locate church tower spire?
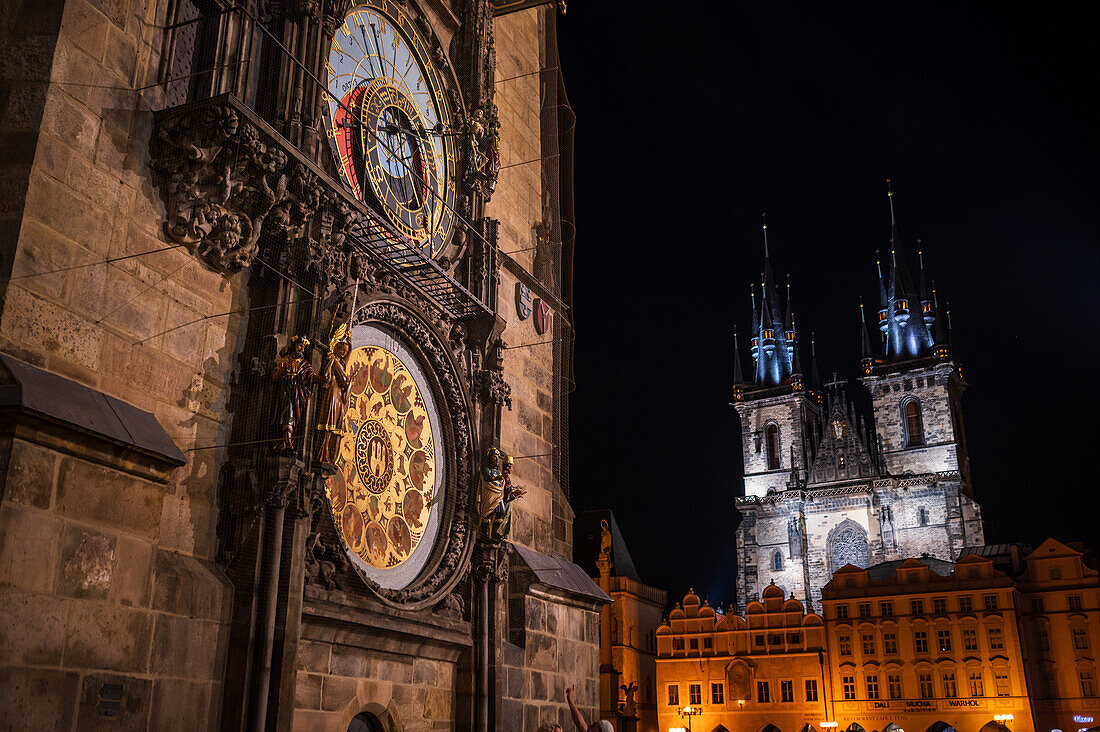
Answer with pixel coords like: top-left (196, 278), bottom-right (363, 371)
top-left (748, 214), bottom-right (795, 387)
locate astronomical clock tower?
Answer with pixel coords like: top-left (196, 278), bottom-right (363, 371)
top-left (0, 0), bottom-right (602, 729)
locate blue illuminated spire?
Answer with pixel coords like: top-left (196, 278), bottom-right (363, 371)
top-left (748, 214), bottom-right (795, 387)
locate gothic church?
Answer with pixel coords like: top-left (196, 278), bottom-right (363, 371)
top-left (732, 190), bottom-right (985, 611)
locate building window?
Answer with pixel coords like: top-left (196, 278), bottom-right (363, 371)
top-left (904, 399), bottom-right (924, 446)
top-left (942, 671), bottom-right (958, 698)
top-left (1051, 567), bottom-right (1063, 580)
top-left (757, 681), bottom-right (770, 703)
top-left (765, 423), bottom-right (780, 470)
top-left (1031, 598), bottom-right (1045, 613)
top-left (919, 507), bottom-right (928, 526)
top-left (780, 679), bottom-right (793, 702)
top-left (933, 598), bottom-right (947, 614)
top-left (668, 685), bottom-right (679, 705)
top-left (919, 673), bottom-right (934, 699)
top-left (788, 632), bottom-right (801, 645)
top-left (673, 638), bottom-right (684, 651)
top-left (911, 598), bottom-right (924, 615)
top-left (862, 633), bottom-right (876, 655)
top-left (839, 635), bottom-right (852, 656)
top-left (842, 676), bottom-right (856, 700)
top-left (884, 632), bottom-right (898, 655)
top-left (859, 603), bottom-right (872, 618)
top-left (988, 627), bottom-right (1004, 650)
top-left (1069, 594), bottom-right (1083, 611)
top-left (887, 674), bottom-right (902, 699)
top-left (689, 638), bottom-right (698, 650)
top-left (1081, 670), bottom-right (1097, 697)
top-left (773, 551), bottom-right (783, 571)
top-left (836, 604), bottom-right (849, 620)
top-left (703, 637), bottom-right (713, 650)
top-left (959, 596), bottom-right (973, 612)
top-left (866, 674), bottom-right (880, 700)
top-left (881, 601), bottom-right (893, 617)
top-left (962, 628), bottom-right (978, 651)
top-left (805, 679), bottom-right (818, 702)
top-left (983, 593), bottom-right (999, 610)
top-left (994, 672), bottom-right (1010, 697)
top-left (938, 629), bottom-right (953, 652)
top-left (711, 682), bottom-right (724, 704)
top-left (754, 634), bottom-right (765, 646)
top-left (769, 634), bottom-right (783, 645)
top-left (689, 684), bottom-right (701, 705)
top-left (1073, 628), bottom-right (1090, 650)
top-left (968, 671), bottom-right (985, 697)
top-left (1037, 627), bottom-right (1050, 653)
top-left (914, 630), bottom-right (929, 654)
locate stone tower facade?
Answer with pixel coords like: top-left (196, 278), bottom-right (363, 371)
top-left (733, 195), bottom-right (985, 612)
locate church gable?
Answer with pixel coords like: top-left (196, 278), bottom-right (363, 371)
top-left (808, 393), bottom-right (880, 486)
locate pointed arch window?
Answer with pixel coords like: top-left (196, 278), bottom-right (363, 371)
top-left (903, 399), bottom-right (924, 446)
top-left (773, 551), bottom-right (784, 571)
top-left (765, 423), bottom-right (780, 469)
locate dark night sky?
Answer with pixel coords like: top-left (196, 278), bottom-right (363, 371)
top-left (559, 2), bottom-right (1100, 610)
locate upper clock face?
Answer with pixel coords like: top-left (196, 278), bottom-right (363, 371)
top-left (322, 0), bottom-right (456, 259)
top-left (324, 324), bottom-right (445, 590)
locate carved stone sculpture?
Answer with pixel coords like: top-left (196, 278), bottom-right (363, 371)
top-left (314, 323), bottom-right (356, 469)
top-left (477, 447), bottom-right (525, 539)
top-left (271, 335), bottom-right (316, 453)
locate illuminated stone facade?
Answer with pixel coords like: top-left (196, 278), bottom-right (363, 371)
top-left (733, 211), bottom-right (984, 612)
top-left (0, 0), bottom-right (600, 729)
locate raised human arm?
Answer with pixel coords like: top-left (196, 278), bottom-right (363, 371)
top-left (565, 685), bottom-right (587, 731)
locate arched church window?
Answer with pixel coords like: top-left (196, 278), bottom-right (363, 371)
top-left (348, 713), bottom-right (383, 732)
top-left (773, 551), bottom-right (784, 571)
top-left (765, 423), bottom-right (780, 469)
top-left (903, 399), bottom-right (924, 446)
top-left (919, 507), bottom-right (928, 526)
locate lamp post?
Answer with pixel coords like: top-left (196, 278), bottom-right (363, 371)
top-left (678, 705), bottom-right (702, 732)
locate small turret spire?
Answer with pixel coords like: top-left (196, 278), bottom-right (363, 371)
top-left (875, 249), bottom-right (888, 308)
top-left (932, 281), bottom-right (948, 344)
top-left (732, 326), bottom-right (744, 386)
top-left (810, 332), bottom-right (822, 388)
top-left (918, 242), bottom-right (931, 301)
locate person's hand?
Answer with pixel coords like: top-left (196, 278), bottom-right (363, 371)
top-left (565, 685), bottom-right (574, 700)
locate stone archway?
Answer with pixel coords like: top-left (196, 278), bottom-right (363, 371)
top-left (925, 722), bottom-right (957, 732)
top-left (760, 725), bottom-right (783, 732)
top-left (979, 723), bottom-right (1010, 732)
top-left (827, 518), bottom-right (871, 575)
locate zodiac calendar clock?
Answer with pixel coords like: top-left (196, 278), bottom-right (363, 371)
top-left (321, 0), bottom-right (458, 259)
top-left (324, 324), bottom-right (445, 590)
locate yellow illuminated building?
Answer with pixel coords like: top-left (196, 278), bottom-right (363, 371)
top-left (656, 585), bottom-right (832, 732)
top-left (821, 555), bottom-right (1034, 732)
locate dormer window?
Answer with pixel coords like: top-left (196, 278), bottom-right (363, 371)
top-left (765, 423), bottom-right (780, 469)
top-left (895, 299), bottom-right (909, 312)
top-left (878, 310), bottom-right (888, 322)
top-left (923, 301), bottom-right (934, 313)
top-left (762, 329), bottom-right (774, 340)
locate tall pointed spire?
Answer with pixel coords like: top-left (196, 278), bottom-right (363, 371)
top-left (810, 332), bottom-right (822, 389)
top-left (918, 243), bottom-right (931, 301)
top-left (932, 280), bottom-right (947, 345)
top-left (875, 249), bottom-right (888, 308)
top-left (748, 215), bottom-right (795, 387)
top-left (732, 326), bottom-right (744, 386)
top-left (791, 312), bottom-right (803, 375)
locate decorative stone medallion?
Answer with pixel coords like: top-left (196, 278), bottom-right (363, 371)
top-left (324, 323), bottom-right (445, 589)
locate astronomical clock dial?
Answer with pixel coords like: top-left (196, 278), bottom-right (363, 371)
top-left (324, 325), bottom-right (445, 590)
top-left (321, 0), bottom-right (457, 259)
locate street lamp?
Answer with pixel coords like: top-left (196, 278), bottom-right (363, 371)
top-left (678, 705), bottom-right (702, 732)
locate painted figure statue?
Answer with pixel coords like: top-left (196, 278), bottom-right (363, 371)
top-left (477, 447), bottom-right (526, 539)
top-left (314, 324), bottom-right (357, 469)
top-left (271, 335), bottom-right (315, 453)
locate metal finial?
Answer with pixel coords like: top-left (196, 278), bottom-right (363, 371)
top-left (887, 179), bottom-right (897, 227)
top-left (762, 213), bottom-right (770, 258)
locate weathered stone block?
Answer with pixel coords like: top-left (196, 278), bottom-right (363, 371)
top-left (76, 672), bottom-right (152, 730)
top-left (150, 548), bottom-right (228, 620)
top-left (0, 502), bottom-right (62, 592)
top-left (2, 439), bottom-right (56, 509)
top-left (320, 674), bottom-right (357, 712)
top-left (3, 285), bottom-right (103, 370)
top-left (64, 600), bottom-right (152, 672)
top-left (0, 587), bottom-right (67, 664)
top-left (295, 672), bottom-right (322, 710)
top-left (0, 666), bottom-right (80, 730)
top-left (56, 457), bottom-right (165, 537)
top-left (149, 679), bottom-right (215, 732)
top-left (149, 614), bottom-right (221, 678)
top-left (57, 523), bottom-right (116, 599)
top-left (112, 534), bottom-right (152, 607)
top-left (297, 639), bottom-right (331, 673)
top-left (418, 686), bottom-right (451, 720)
top-left (525, 631), bottom-right (557, 672)
top-left (328, 644), bottom-right (370, 678)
